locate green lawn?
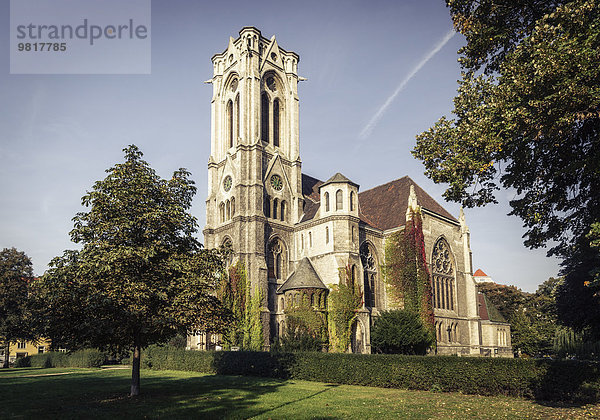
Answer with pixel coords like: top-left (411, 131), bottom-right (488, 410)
top-left (1, 367), bottom-right (599, 419)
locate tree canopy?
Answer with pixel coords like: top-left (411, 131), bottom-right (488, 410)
top-left (36, 145), bottom-right (229, 395)
top-left (0, 248), bottom-right (34, 367)
top-left (414, 0), bottom-right (600, 334)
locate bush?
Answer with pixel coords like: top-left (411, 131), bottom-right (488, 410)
top-left (142, 346), bottom-right (600, 403)
top-left (14, 356), bottom-right (31, 367)
top-left (29, 350), bottom-right (107, 368)
top-left (371, 310), bottom-right (435, 355)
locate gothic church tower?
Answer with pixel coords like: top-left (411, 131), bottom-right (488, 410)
top-left (203, 27), bottom-right (302, 345)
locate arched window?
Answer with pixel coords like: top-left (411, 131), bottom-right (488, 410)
top-left (273, 198), bottom-right (278, 220)
top-left (267, 238), bottom-right (285, 281)
top-left (219, 202), bottom-right (225, 223)
top-left (336, 189), bottom-right (343, 210)
top-left (350, 191), bottom-right (355, 211)
top-left (261, 93), bottom-right (269, 143)
top-left (301, 234), bottom-right (304, 250)
top-left (280, 297), bottom-right (284, 311)
top-left (264, 195), bottom-right (271, 218)
top-left (280, 200), bottom-right (286, 222)
top-left (273, 99), bottom-right (280, 147)
top-left (325, 226), bottom-right (329, 244)
top-left (235, 94), bottom-right (240, 144)
top-left (351, 265), bottom-right (357, 288)
top-left (226, 100), bottom-right (233, 149)
top-left (325, 192), bottom-right (330, 212)
top-left (309, 232), bottom-right (312, 247)
top-left (432, 238), bottom-right (455, 311)
top-left (352, 226), bottom-right (356, 242)
top-left (231, 197), bottom-right (235, 217)
top-left (226, 200), bottom-right (231, 221)
top-left (360, 242), bottom-right (377, 307)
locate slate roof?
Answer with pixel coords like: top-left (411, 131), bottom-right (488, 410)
top-left (299, 174), bottom-right (456, 229)
top-left (358, 176), bottom-right (457, 230)
top-left (477, 293), bottom-right (507, 323)
top-left (320, 172), bottom-right (359, 188)
top-left (277, 257), bottom-right (328, 293)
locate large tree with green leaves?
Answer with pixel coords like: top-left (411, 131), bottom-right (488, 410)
top-left (35, 145), bottom-right (229, 395)
top-left (0, 248), bottom-right (34, 368)
top-left (414, 0), bottom-right (600, 335)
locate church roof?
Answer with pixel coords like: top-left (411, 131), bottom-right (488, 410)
top-left (299, 174), bottom-right (456, 228)
top-left (477, 293), bottom-right (507, 323)
top-left (358, 176), bottom-right (457, 230)
top-left (320, 172), bottom-right (359, 188)
top-left (277, 257), bottom-right (328, 293)
top-left (474, 269), bottom-right (489, 277)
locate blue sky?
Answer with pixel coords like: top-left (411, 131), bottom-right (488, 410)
top-left (0, 0), bottom-right (560, 292)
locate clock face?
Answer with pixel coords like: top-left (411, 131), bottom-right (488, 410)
top-left (270, 174), bottom-right (283, 191)
top-left (223, 176), bottom-right (232, 192)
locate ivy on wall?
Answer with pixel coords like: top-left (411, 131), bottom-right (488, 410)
top-left (383, 209), bottom-right (435, 343)
top-left (280, 292), bottom-right (328, 352)
top-left (328, 265), bottom-right (363, 353)
top-left (218, 261), bottom-right (263, 350)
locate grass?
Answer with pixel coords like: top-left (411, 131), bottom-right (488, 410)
top-left (1, 367), bottom-right (599, 419)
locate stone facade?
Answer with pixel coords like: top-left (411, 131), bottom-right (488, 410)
top-left (198, 27), bottom-right (511, 357)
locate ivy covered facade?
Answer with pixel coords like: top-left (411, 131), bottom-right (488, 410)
top-left (197, 27), bottom-right (511, 357)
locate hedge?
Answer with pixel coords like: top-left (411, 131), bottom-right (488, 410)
top-left (143, 346), bottom-right (600, 403)
top-left (20, 350), bottom-right (107, 368)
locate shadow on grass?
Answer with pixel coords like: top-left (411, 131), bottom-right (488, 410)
top-left (0, 369), bottom-right (340, 419)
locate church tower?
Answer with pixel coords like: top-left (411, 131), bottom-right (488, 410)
top-left (203, 27), bottom-right (302, 346)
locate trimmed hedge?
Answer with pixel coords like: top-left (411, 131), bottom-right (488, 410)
top-left (143, 346), bottom-right (600, 403)
top-left (23, 350), bottom-right (107, 368)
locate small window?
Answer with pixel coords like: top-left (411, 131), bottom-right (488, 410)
top-left (301, 234), bottom-right (304, 250)
top-left (273, 99), bottom-right (280, 147)
top-left (227, 100), bottom-right (234, 148)
top-left (273, 198), bottom-right (278, 219)
top-left (280, 200), bottom-right (286, 222)
top-left (265, 195), bottom-right (271, 218)
top-left (336, 189), bottom-right (343, 210)
top-left (261, 93), bottom-right (269, 143)
top-left (309, 232), bottom-right (312, 247)
top-left (17, 342), bottom-right (26, 349)
top-left (226, 200), bottom-right (231, 220)
top-left (231, 197), bottom-right (235, 217)
top-left (325, 226), bottom-right (329, 244)
top-left (37, 346), bottom-right (45, 354)
top-left (325, 192), bottom-right (330, 212)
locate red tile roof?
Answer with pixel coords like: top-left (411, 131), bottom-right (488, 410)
top-left (358, 176), bottom-right (457, 230)
top-left (473, 269), bottom-right (488, 277)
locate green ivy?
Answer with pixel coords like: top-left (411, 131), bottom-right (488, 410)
top-left (218, 261), bottom-right (263, 350)
top-left (383, 209), bottom-right (435, 346)
top-left (328, 265), bottom-right (362, 353)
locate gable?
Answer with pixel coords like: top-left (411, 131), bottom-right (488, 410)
top-left (358, 176), bottom-right (457, 231)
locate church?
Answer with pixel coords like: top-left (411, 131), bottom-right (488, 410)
top-left (198, 27), bottom-right (511, 357)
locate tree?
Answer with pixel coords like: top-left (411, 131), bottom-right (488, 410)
top-left (0, 248), bottom-right (34, 367)
top-left (35, 145), bottom-right (229, 395)
top-left (413, 0), bottom-right (600, 335)
top-left (370, 310), bottom-right (435, 355)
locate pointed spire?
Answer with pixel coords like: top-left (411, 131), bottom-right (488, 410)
top-left (406, 185), bottom-right (420, 221)
top-left (459, 207), bottom-right (470, 234)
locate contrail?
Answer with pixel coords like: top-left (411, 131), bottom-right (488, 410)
top-left (359, 29), bottom-right (456, 139)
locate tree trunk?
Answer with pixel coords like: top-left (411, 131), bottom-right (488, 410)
top-left (130, 341), bottom-right (141, 397)
top-left (3, 342), bottom-right (9, 368)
